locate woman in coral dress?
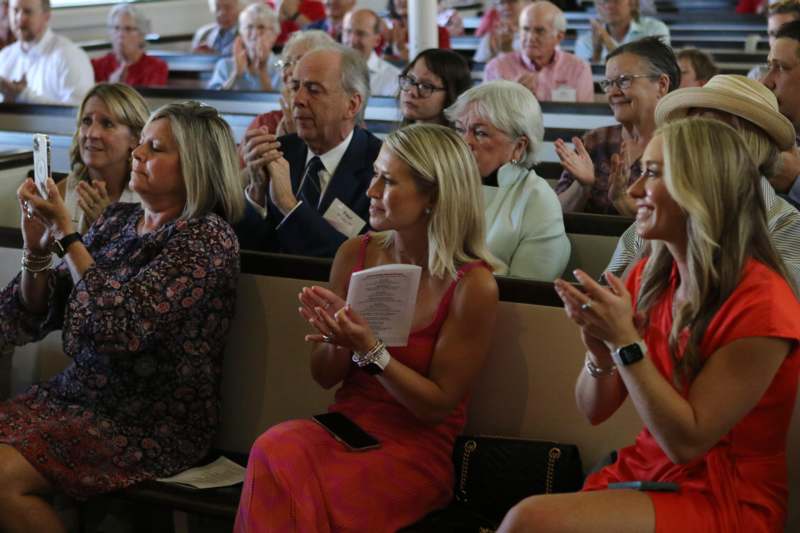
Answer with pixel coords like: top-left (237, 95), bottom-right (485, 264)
top-left (234, 124), bottom-right (500, 532)
top-left (499, 117), bottom-right (800, 532)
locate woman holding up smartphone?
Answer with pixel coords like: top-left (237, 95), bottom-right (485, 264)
top-left (498, 118), bottom-right (800, 532)
top-left (234, 124), bottom-right (500, 532)
top-left (61, 82), bottom-right (149, 233)
top-left (0, 102), bottom-right (243, 532)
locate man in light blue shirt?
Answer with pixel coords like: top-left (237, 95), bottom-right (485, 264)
top-left (574, 0), bottom-right (669, 63)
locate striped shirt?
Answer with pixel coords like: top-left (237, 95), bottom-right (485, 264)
top-left (605, 177), bottom-right (800, 287)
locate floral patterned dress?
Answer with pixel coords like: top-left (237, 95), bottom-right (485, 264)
top-left (0, 203), bottom-right (240, 499)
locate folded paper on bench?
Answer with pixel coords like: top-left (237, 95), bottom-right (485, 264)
top-left (156, 456), bottom-right (245, 489)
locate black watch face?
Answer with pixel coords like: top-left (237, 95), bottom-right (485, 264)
top-left (618, 343), bottom-right (644, 366)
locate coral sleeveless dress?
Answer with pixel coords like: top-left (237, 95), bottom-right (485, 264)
top-left (235, 235), bottom-right (488, 532)
top-left (584, 259), bottom-right (800, 532)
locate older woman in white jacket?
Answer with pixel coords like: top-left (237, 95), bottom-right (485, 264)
top-left (446, 80), bottom-right (570, 280)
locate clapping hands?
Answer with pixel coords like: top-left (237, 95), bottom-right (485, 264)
top-left (555, 137), bottom-right (595, 187)
top-left (298, 286), bottom-right (377, 354)
top-left (76, 180), bottom-right (112, 225)
top-left (554, 270), bottom-right (640, 356)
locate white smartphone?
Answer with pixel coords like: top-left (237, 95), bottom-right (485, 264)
top-left (32, 133), bottom-right (51, 199)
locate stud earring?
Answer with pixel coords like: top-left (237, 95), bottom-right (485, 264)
top-left (510, 158), bottom-right (519, 165)
top-left (424, 207), bottom-right (432, 215)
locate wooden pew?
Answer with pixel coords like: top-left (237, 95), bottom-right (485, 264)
top-left (0, 241), bottom-right (798, 532)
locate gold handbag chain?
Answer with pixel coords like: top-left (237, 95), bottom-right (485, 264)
top-left (458, 438), bottom-right (563, 499)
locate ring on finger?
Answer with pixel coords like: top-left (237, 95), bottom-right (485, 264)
top-left (581, 300), bottom-right (594, 312)
top-left (322, 335), bottom-right (334, 343)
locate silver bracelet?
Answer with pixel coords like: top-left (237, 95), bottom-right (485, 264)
top-left (352, 339), bottom-right (386, 367)
top-left (20, 250), bottom-right (53, 273)
top-left (584, 355), bottom-right (617, 378)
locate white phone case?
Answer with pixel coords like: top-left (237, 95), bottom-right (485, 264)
top-left (32, 133), bottom-right (51, 199)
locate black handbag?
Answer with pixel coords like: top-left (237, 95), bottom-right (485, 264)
top-left (452, 435), bottom-right (585, 526)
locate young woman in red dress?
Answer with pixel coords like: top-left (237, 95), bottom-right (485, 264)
top-left (234, 124), bottom-right (500, 532)
top-left (499, 117), bottom-right (800, 533)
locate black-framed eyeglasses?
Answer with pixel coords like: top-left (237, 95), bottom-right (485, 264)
top-left (398, 74), bottom-right (446, 98)
top-left (598, 74), bottom-right (657, 93)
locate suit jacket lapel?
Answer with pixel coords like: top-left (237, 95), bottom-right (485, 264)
top-left (317, 128), bottom-right (367, 213)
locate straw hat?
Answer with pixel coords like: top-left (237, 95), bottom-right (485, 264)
top-left (654, 74), bottom-right (796, 151)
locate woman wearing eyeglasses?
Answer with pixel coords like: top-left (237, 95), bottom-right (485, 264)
top-left (208, 4), bottom-right (281, 91)
top-left (398, 49), bottom-right (472, 127)
top-left (91, 4), bottom-right (168, 87)
top-left (554, 37), bottom-right (679, 215)
top-left (447, 80), bottom-right (570, 280)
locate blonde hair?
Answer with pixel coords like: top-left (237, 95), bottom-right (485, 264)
top-left (721, 115), bottom-right (781, 179)
top-left (379, 124), bottom-right (500, 278)
top-left (69, 83), bottom-right (149, 184)
top-left (636, 118), bottom-right (792, 385)
top-left (147, 101), bottom-right (244, 223)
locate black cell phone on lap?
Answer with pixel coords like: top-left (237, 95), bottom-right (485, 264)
top-left (312, 412), bottom-right (381, 452)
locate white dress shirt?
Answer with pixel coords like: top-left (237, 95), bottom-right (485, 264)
top-left (0, 28), bottom-right (93, 105)
top-left (367, 51), bottom-right (400, 97)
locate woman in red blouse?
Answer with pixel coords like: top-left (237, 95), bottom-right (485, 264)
top-left (500, 117), bottom-right (800, 532)
top-left (91, 3), bottom-right (168, 87)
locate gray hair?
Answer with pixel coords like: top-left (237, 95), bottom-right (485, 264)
top-left (281, 29), bottom-right (336, 61)
top-left (148, 101), bottom-right (245, 223)
top-left (552, 8), bottom-right (567, 32)
top-left (337, 44), bottom-right (370, 123)
top-left (525, 1), bottom-right (566, 33)
top-left (445, 80), bottom-right (544, 167)
top-left (108, 3), bottom-right (150, 35)
top-left (239, 3), bottom-right (280, 35)
top-left (300, 44), bottom-right (371, 123)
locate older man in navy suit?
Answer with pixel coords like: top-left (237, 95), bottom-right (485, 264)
top-left (237, 44), bottom-right (381, 257)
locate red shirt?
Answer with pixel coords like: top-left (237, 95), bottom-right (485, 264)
top-left (91, 53), bottom-right (169, 87)
top-left (584, 258), bottom-right (800, 532)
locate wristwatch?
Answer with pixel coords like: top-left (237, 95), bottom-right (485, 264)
top-left (612, 340), bottom-right (647, 367)
top-left (52, 232), bottom-right (81, 258)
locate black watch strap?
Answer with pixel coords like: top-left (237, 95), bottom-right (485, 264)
top-left (53, 232), bottom-right (81, 258)
top-left (613, 341), bottom-right (646, 366)
top-left (362, 363), bottom-right (383, 375)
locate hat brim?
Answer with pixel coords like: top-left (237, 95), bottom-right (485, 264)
top-left (655, 88), bottom-right (796, 151)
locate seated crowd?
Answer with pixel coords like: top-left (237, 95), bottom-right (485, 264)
top-left (2, 0), bottom-right (800, 532)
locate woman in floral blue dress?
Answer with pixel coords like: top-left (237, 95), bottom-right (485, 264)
top-left (0, 102), bottom-right (244, 532)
